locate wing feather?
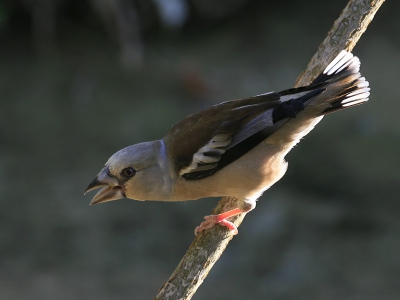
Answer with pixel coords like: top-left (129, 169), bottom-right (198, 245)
top-left (163, 89), bottom-right (322, 180)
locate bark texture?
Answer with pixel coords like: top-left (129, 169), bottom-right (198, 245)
top-left (155, 197), bottom-right (243, 300)
top-left (295, 0), bottom-right (385, 87)
top-left (154, 0), bottom-right (385, 299)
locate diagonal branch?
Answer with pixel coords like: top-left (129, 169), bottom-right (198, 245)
top-left (154, 1), bottom-right (385, 299)
top-left (295, 0), bottom-right (385, 87)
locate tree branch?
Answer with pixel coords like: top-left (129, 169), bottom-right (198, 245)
top-left (295, 0), bottom-right (385, 87)
top-left (154, 0), bottom-right (385, 299)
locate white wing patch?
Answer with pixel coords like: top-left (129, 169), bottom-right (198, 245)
top-left (179, 131), bottom-right (233, 176)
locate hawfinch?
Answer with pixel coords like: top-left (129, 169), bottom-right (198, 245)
top-left (85, 50), bottom-right (370, 235)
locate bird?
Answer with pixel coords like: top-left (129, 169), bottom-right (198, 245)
top-left (85, 50), bottom-right (370, 235)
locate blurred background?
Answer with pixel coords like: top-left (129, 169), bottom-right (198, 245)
top-left (1, 0), bottom-right (399, 299)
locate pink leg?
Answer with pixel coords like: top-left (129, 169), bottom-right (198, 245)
top-left (194, 208), bottom-right (243, 236)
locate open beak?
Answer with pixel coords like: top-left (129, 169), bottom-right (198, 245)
top-left (84, 167), bottom-right (125, 205)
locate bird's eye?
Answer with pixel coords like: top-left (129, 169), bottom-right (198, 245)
top-left (121, 167), bottom-right (136, 178)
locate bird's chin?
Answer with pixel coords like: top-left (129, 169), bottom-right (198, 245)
top-left (90, 186), bottom-right (125, 205)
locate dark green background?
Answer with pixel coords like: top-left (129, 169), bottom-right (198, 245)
top-left (1, 0), bottom-right (399, 299)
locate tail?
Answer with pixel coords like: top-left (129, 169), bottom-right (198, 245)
top-left (312, 50), bottom-right (370, 114)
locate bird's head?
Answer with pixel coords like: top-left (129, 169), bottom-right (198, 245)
top-left (85, 141), bottom-right (171, 205)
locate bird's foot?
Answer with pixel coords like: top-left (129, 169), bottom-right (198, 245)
top-left (194, 208), bottom-right (242, 236)
top-left (194, 215), bottom-right (238, 236)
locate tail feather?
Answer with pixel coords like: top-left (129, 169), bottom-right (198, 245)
top-left (325, 51), bottom-right (358, 75)
top-left (313, 50), bottom-right (370, 115)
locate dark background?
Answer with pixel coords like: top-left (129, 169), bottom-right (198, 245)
top-left (1, 0), bottom-right (399, 299)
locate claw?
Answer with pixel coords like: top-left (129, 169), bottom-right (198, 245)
top-left (194, 214), bottom-right (239, 236)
